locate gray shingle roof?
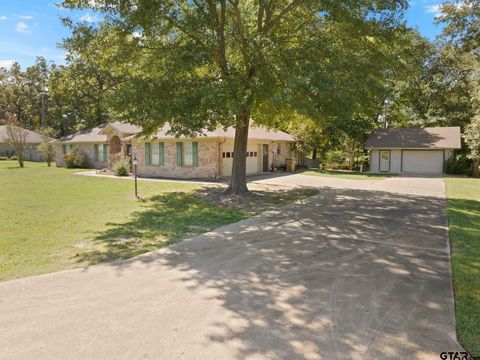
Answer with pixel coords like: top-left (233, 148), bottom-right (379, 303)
top-left (58, 124), bottom-right (109, 143)
top-left (60, 121), bottom-right (295, 143)
top-left (145, 124), bottom-right (295, 141)
top-left (0, 126), bottom-right (45, 143)
top-left (365, 127), bottom-right (461, 149)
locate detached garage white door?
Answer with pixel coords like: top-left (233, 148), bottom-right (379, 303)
top-left (402, 150), bottom-right (444, 174)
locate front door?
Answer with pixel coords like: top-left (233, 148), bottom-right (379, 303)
top-left (262, 144), bottom-right (269, 172)
top-left (379, 150), bottom-right (390, 172)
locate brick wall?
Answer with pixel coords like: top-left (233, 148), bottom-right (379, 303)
top-left (55, 143), bottom-right (109, 169)
top-left (132, 139), bottom-right (220, 179)
top-left (274, 142), bottom-right (294, 167)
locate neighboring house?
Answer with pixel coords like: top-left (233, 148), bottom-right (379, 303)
top-left (55, 121), bottom-right (298, 179)
top-left (365, 127), bottom-right (461, 174)
top-left (0, 125), bottom-right (45, 161)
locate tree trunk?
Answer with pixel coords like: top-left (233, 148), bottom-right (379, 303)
top-left (225, 111), bottom-right (250, 195)
top-left (473, 160), bottom-right (479, 178)
top-left (312, 147), bottom-right (317, 160)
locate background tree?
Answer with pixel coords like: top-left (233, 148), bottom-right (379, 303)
top-left (2, 113), bottom-right (27, 168)
top-left (36, 127), bottom-right (56, 167)
top-left (61, 0), bottom-right (409, 194)
top-left (464, 116), bottom-right (480, 177)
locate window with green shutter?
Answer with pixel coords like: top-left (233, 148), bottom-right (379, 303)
top-left (62, 145), bottom-right (66, 155)
top-left (102, 144), bottom-right (108, 162)
top-left (93, 144), bottom-right (98, 161)
top-left (192, 142), bottom-right (198, 167)
top-left (159, 143), bottom-right (164, 166)
top-left (176, 142), bottom-right (183, 166)
top-left (145, 143), bottom-right (151, 165)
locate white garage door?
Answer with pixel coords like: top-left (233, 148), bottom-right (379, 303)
top-left (402, 150), bottom-right (444, 174)
top-left (221, 149), bottom-right (259, 177)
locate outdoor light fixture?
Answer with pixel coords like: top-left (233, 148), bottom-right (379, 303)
top-left (133, 156), bottom-right (138, 198)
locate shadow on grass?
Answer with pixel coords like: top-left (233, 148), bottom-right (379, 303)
top-left (76, 186), bottom-right (317, 266)
top-left (76, 192), bottom-right (249, 265)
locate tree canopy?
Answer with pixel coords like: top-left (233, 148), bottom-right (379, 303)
top-left (59, 0), bottom-right (412, 192)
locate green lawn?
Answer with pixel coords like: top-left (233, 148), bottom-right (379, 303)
top-left (445, 177), bottom-right (480, 356)
top-left (301, 169), bottom-right (391, 180)
top-left (0, 161), bottom-right (314, 281)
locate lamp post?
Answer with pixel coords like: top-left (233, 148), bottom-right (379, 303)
top-left (132, 156), bottom-right (138, 198)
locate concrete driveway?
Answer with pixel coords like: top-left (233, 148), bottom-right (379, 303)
top-left (0, 175), bottom-right (463, 359)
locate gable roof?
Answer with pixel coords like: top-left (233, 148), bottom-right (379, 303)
top-left (59, 121), bottom-right (295, 143)
top-left (58, 123), bottom-right (109, 143)
top-left (0, 126), bottom-right (45, 144)
top-left (365, 127), bottom-right (461, 149)
top-left (98, 121), bottom-right (141, 136)
top-left (138, 124), bottom-right (295, 142)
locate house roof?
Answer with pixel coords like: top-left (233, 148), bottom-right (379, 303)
top-left (58, 123), bottom-right (109, 143)
top-left (0, 125), bottom-right (45, 144)
top-left (98, 121), bottom-right (141, 136)
top-left (365, 127), bottom-right (461, 149)
top-left (138, 124), bottom-right (295, 142)
top-left (59, 121), bottom-right (295, 143)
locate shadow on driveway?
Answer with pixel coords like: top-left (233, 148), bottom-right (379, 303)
top-left (0, 187), bottom-right (465, 359)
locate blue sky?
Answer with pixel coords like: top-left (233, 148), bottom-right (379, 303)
top-left (0, 0), bottom-right (446, 69)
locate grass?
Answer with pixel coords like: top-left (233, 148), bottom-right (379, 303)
top-left (0, 161), bottom-right (315, 281)
top-left (445, 177), bottom-right (480, 356)
top-left (301, 168), bottom-right (391, 180)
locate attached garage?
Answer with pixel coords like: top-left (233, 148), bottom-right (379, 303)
top-left (402, 150), bottom-right (444, 174)
top-left (365, 127), bottom-right (461, 175)
top-left (221, 147), bottom-right (259, 177)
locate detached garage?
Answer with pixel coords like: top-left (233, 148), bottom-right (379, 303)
top-left (365, 127), bottom-right (461, 175)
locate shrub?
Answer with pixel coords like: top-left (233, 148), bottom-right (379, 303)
top-left (445, 154), bottom-right (472, 175)
top-left (9, 155), bottom-right (18, 161)
top-left (63, 149), bottom-right (87, 168)
top-left (112, 158), bottom-right (130, 176)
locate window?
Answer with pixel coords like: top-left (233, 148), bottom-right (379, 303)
top-left (94, 144), bottom-right (108, 162)
top-left (223, 151), bottom-right (256, 158)
top-left (62, 145), bottom-right (67, 155)
top-left (69, 144), bottom-right (74, 152)
top-left (145, 143), bottom-right (164, 166)
top-left (176, 142), bottom-right (198, 167)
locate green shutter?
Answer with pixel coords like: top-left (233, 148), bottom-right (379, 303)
top-left (93, 144), bottom-right (98, 161)
top-left (145, 143), bottom-right (151, 165)
top-left (62, 145), bottom-right (66, 155)
top-left (159, 143), bottom-right (164, 166)
top-left (176, 142), bottom-right (183, 166)
top-left (103, 144), bottom-right (108, 162)
top-left (192, 142), bottom-right (198, 167)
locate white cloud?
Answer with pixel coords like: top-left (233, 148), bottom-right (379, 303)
top-left (0, 60), bottom-right (15, 69)
top-left (0, 16), bottom-right (7, 20)
top-left (426, 2), bottom-right (465, 18)
top-left (425, 4), bottom-right (442, 17)
top-left (15, 21), bottom-right (30, 33)
top-left (80, 13), bottom-right (99, 23)
top-left (19, 15), bottom-right (34, 20)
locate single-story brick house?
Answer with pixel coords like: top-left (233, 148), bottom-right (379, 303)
top-left (365, 126), bottom-right (461, 174)
top-left (0, 125), bottom-right (45, 161)
top-left (55, 121), bottom-right (298, 179)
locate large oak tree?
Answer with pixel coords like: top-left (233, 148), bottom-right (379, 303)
top-left (61, 0), bottom-right (408, 193)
